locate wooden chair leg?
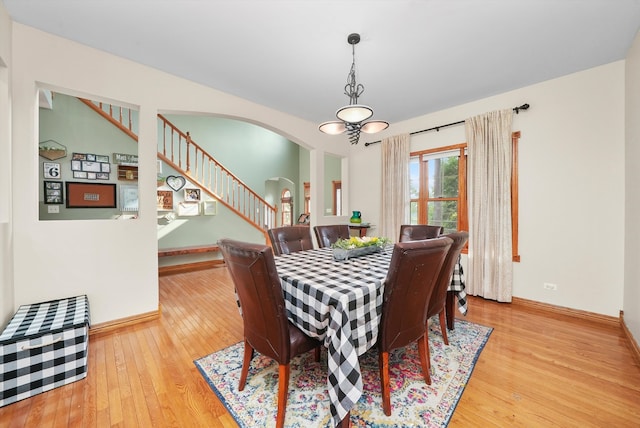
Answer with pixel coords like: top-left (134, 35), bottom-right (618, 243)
top-left (439, 310), bottom-right (449, 345)
top-left (336, 411), bottom-right (351, 427)
top-left (276, 364), bottom-right (290, 428)
top-left (417, 334), bottom-right (432, 385)
top-left (238, 339), bottom-right (253, 391)
top-left (379, 350), bottom-right (391, 416)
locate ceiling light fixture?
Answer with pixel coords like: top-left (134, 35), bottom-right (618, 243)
top-left (319, 33), bottom-right (389, 144)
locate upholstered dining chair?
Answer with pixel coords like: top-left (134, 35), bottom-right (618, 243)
top-left (426, 231), bottom-right (469, 346)
top-left (218, 238), bottom-right (322, 428)
top-left (398, 224), bottom-right (444, 242)
top-left (377, 237), bottom-right (453, 416)
top-left (313, 224), bottom-right (350, 248)
top-left (267, 225), bottom-right (314, 256)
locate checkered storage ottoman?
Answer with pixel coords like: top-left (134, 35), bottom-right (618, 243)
top-left (0, 295), bottom-right (90, 407)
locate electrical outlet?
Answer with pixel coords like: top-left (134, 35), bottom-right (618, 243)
top-left (543, 282), bottom-right (557, 291)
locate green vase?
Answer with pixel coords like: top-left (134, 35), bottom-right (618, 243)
top-left (350, 211), bottom-right (362, 224)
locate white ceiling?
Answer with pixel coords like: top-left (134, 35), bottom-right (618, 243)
top-left (4, 0), bottom-right (640, 125)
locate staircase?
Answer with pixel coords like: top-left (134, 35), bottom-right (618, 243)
top-left (79, 98), bottom-right (276, 236)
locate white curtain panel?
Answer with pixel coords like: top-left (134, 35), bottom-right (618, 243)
top-left (465, 109), bottom-right (513, 302)
top-left (380, 134), bottom-right (410, 242)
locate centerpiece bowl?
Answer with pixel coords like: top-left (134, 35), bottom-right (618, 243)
top-left (331, 236), bottom-right (390, 261)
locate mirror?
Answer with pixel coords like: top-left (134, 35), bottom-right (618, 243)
top-left (324, 153), bottom-right (342, 216)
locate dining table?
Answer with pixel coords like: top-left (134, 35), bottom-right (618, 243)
top-left (272, 246), bottom-right (467, 427)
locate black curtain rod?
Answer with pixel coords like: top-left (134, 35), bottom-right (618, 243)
top-left (363, 103), bottom-right (530, 147)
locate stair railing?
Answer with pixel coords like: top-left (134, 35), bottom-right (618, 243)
top-left (78, 98), bottom-right (138, 141)
top-left (157, 115), bottom-right (276, 234)
top-left (79, 98), bottom-right (276, 235)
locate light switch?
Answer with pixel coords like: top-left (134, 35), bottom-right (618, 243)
top-left (48, 205), bottom-right (60, 214)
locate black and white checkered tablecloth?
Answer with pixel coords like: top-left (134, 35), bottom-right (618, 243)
top-left (269, 248), bottom-right (467, 426)
top-left (274, 247), bottom-right (391, 426)
top-left (450, 255), bottom-right (468, 315)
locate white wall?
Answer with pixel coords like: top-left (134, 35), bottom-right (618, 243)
top-left (350, 62), bottom-right (626, 317)
top-left (625, 31), bottom-right (640, 340)
top-left (5, 14), bottom-right (637, 333)
top-left (10, 23), bottom-right (346, 324)
top-left (0, 3), bottom-right (13, 327)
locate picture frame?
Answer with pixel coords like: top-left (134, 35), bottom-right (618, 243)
top-left (95, 155), bottom-right (110, 163)
top-left (65, 182), bottom-right (117, 208)
top-left (73, 171), bottom-right (88, 179)
top-left (157, 190), bottom-right (173, 210)
top-left (117, 165), bottom-right (138, 181)
top-left (112, 153), bottom-right (139, 165)
top-left (87, 172), bottom-right (97, 180)
top-left (71, 160), bottom-right (82, 171)
top-left (202, 200), bottom-right (217, 215)
top-left (119, 184), bottom-right (139, 212)
top-left (178, 201), bottom-right (200, 216)
top-left (96, 172), bottom-right (109, 180)
top-left (101, 163), bottom-right (111, 173)
top-left (86, 153), bottom-right (96, 162)
top-left (72, 152), bottom-right (87, 161)
top-left (184, 188), bottom-right (201, 202)
top-left (43, 180), bottom-right (64, 204)
top-left (81, 160), bottom-right (101, 172)
top-left (43, 162), bottom-right (61, 179)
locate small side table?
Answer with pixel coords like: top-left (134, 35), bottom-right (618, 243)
top-left (348, 224), bottom-right (370, 237)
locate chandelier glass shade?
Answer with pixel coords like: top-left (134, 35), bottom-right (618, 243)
top-left (319, 33), bottom-right (389, 144)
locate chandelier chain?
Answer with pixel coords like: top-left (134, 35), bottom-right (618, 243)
top-left (344, 44), bottom-right (365, 105)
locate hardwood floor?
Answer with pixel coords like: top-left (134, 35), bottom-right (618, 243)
top-left (2, 266), bottom-right (639, 427)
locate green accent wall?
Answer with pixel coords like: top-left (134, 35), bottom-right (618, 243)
top-left (38, 93), bottom-right (139, 220)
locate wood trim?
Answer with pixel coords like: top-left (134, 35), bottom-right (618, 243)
top-left (511, 131), bottom-right (520, 262)
top-left (511, 297), bottom-right (620, 327)
top-left (78, 98), bottom-right (138, 142)
top-left (159, 259), bottom-right (225, 276)
top-left (158, 245), bottom-right (219, 257)
top-left (89, 309), bottom-right (160, 338)
top-left (621, 310), bottom-right (640, 366)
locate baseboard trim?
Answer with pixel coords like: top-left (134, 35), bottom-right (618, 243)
top-left (159, 259), bottom-right (225, 276)
top-left (89, 308), bottom-right (161, 338)
top-left (511, 296), bottom-right (619, 327)
top-left (620, 310), bottom-right (640, 366)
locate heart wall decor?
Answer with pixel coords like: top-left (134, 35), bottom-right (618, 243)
top-left (166, 175), bottom-right (186, 191)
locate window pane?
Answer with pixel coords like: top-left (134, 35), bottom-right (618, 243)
top-left (409, 157), bottom-right (420, 199)
top-left (427, 156), bottom-right (459, 198)
top-left (410, 201), bottom-right (418, 224)
top-left (428, 200), bottom-right (458, 232)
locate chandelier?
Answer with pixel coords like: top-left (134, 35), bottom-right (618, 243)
top-left (319, 33), bottom-right (389, 144)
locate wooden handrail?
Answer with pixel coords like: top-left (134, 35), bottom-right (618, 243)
top-left (78, 98), bottom-right (138, 142)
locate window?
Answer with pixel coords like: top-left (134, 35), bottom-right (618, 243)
top-left (410, 145), bottom-right (466, 233)
top-left (303, 182), bottom-right (310, 214)
top-left (409, 132), bottom-right (520, 261)
top-left (281, 189), bottom-right (293, 226)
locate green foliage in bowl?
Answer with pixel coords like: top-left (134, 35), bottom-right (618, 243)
top-left (331, 236), bottom-right (390, 250)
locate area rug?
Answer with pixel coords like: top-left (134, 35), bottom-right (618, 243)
top-left (194, 319), bottom-right (492, 428)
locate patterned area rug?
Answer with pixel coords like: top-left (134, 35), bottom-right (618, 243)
top-left (194, 319), bottom-right (492, 428)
